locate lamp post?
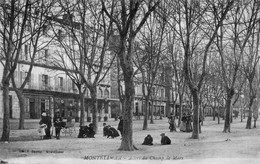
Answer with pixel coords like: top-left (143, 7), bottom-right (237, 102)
top-left (240, 94), bottom-right (244, 122)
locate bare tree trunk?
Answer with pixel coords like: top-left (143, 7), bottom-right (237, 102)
top-left (246, 107), bottom-right (253, 129)
top-left (223, 89), bottom-right (234, 133)
top-left (200, 107), bottom-right (204, 126)
top-left (90, 89), bottom-right (98, 132)
top-left (150, 101), bottom-right (154, 124)
top-left (79, 88), bottom-right (85, 127)
top-left (178, 96), bottom-right (183, 127)
top-left (241, 107), bottom-right (243, 122)
top-left (213, 107), bottom-right (216, 121)
top-left (253, 119), bottom-right (257, 128)
top-left (246, 98), bottom-right (254, 129)
top-left (218, 106), bottom-right (220, 124)
top-left (142, 99), bottom-right (149, 130)
top-left (16, 89), bottom-right (25, 130)
top-left (191, 89), bottom-right (199, 139)
top-left (1, 84), bottom-right (10, 142)
top-left (119, 76), bottom-right (135, 151)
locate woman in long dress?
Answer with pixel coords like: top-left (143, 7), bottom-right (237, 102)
top-left (180, 113), bottom-right (187, 132)
top-left (186, 113), bottom-right (193, 132)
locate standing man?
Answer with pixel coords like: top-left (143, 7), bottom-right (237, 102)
top-left (117, 116), bottom-right (123, 137)
top-left (53, 111), bottom-right (63, 139)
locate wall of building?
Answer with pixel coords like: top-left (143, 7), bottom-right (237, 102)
top-left (0, 62), bottom-right (112, 119)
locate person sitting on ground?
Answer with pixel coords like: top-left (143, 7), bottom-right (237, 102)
top-left (107, 126), bottom-right (120, 138)
top-left (78, 125), bottom-right (89, 138)
top-left (88, 123), bottom-right (95, 138)
top-left (160, 133), bottom-right (171, 145)
top-left (103, 123), bottom-right (110, 137)
top-left (103, 123), bottom-right (120, 138)
top-left (142, 134), bottom-right (153, 145)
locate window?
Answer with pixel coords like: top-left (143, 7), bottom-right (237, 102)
top-left (58, 77), bottom-right (63, 89)
top-left (42, 74), bottom-right (48, 86)
top-left (42, 25), bottom-right (48, 35)
top-left (104, 89), bottom-right (109, 98)
top-left (57, 29), bottom-right (63, 41)
top-left (26, 21), bottom-right (31, 32)
top-left (99, 88), bottom-right (103, 97)
top-left (44, 49), bottom-right (49, 61)
top-left (72, 80), bottom-right (76, 90)
top-left (152, 87), bottom-right (155, 96)
top-left (24, 45), bottom-right (28, 60)
top-left (161, 89), bottom-right (165, 98)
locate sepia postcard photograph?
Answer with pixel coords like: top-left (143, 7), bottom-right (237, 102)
top-left (0, 0), bottom-right (260, 164)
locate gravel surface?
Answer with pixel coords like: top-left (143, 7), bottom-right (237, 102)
top-left (0, 117), bottom-right (260, 164)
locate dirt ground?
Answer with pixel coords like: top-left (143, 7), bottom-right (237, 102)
top-left (0, 116), bottom-right (260, 164)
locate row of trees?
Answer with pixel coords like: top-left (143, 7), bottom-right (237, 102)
top-left (1, 0), bottom-right (260, 151)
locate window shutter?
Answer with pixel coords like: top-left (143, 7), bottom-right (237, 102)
top-left (48, 75), bottom-right (50, 86)
top-left (55, 76), bottom-right (58, 91)
top-left (48, 76), bottom-right (51, 90)
top-left (68, 79), bottom-right (72, 92)
top-left (64, 77), bottom-right (68, 91)
top-left (13, 71), bottom-right (18, 85)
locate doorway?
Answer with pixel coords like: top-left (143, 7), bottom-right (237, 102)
top-left (41, 99), bottom-right (46, 114)
top-left (29, 98), bottom-right (36, 119)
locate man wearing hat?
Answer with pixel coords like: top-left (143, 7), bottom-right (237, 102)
top-left (53, 111), bottom-right (63, 139)
top-left (117, 116), bottom-right (123, 137)
top-left (160, 133), bottom-right (171, 145)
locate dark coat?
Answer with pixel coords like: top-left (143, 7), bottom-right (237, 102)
top-left (39, 116), bottom-right (52, 129)
top-left (78, 124), bottom-right (95, 138)
top-left (107, 127), bottom-right (120, 138)
top-left (161, 136), bottom-right (171, 145)
top-left (53, 116), bottom-right (63, 129)
top-left (142, 135), bottom-right (153, 145)
top-left (103, 126), bottom-right (110, 136)
top-left (181, 116), bottom-right (187, 122)
top-left (39, 116), bottom-right (52, 139)
top-left (117, 120), bottom-right (123, 132)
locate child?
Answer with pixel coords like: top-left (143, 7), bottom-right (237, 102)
top-left (38, 123), bottom-right (47, 139)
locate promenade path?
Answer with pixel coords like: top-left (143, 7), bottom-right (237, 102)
top-left (0, 117), bottom-right (260, 164)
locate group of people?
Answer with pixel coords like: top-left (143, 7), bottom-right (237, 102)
top-left (167, 112), bottom-right (197, 133)
top-left (102, 116), bottom-right (123, 139)
top-left (142, 133), bottom-right (171, 145)
top-left (180, 113), bottom-right (193, 132)
top-left (78, 123), bottom-right (95, 138)
top-left (38, 111), bottom-right (64, 140)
